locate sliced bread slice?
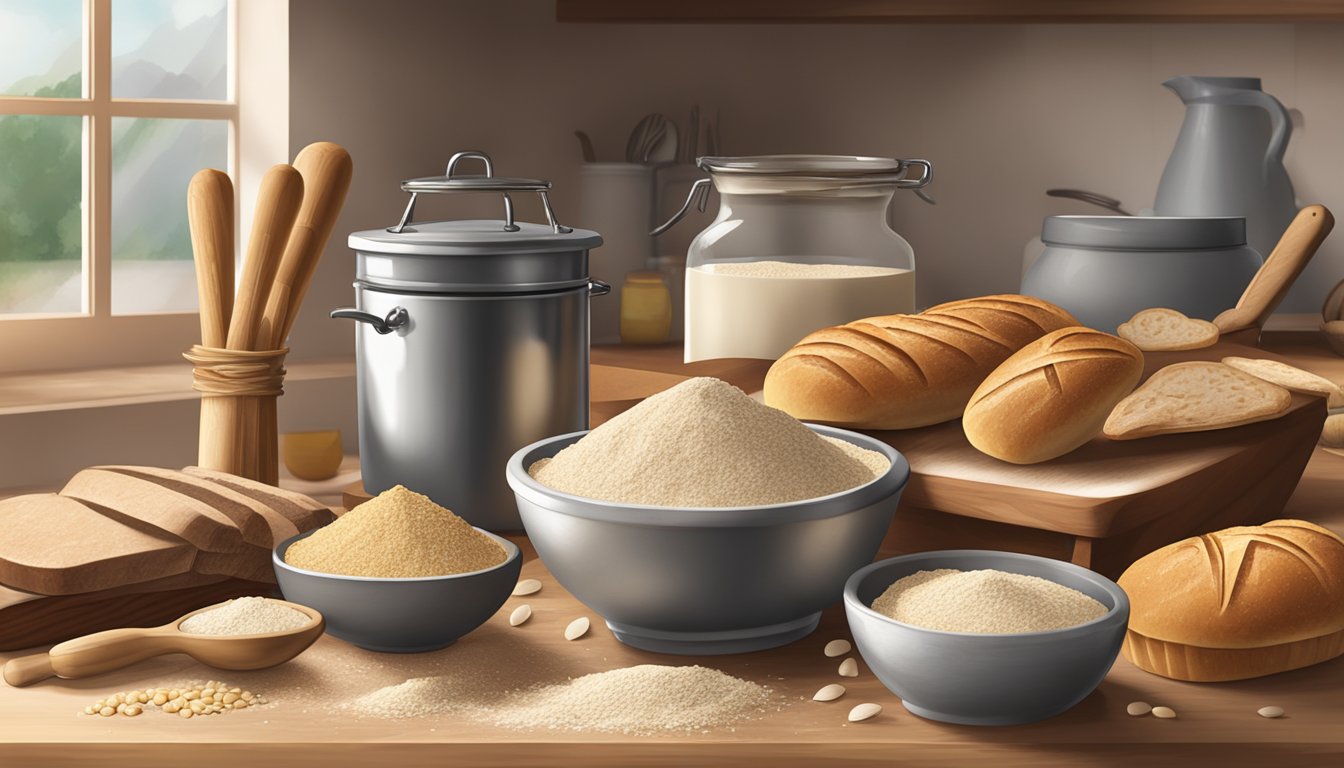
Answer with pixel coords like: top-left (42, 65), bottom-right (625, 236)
top-left (1117, 308), bottom-right (1219, 351)
top-left (1221, 356), bottom-right (1344, 410)
top-left (1104, 361), bottom-right (1292, 440)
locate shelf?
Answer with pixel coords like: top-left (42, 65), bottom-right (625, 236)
top-left (0, 359), bottom-right (356, 417)
top-left (556, 0), bottom-right (1344, 23)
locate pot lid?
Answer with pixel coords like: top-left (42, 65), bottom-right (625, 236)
top-left (350, 219), bottom-right (602, 256)
top-left (1042, 215), bottom-right (1247, 250)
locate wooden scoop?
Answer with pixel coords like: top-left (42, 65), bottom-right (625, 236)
top-left (1214, 204), bottom-right (1335, 344)
top-left (2, 599), bottom-right (323, 688)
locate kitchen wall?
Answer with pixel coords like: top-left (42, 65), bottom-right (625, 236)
top-left (286, 0), bottom-right (1344, 363)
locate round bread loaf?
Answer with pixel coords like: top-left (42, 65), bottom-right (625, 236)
top-left (1118, 519), bottom-right (1344, 682)
top-left (763, 295), bottom-right (1078, 430)
top-left (962, 328), bottom-right (1143, 464)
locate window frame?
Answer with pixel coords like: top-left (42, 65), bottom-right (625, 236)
top-left (0, 0), bottom-right (287, 374)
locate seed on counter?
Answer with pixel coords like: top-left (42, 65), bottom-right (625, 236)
top-left (1258, 706), bottom-right (1285, 719)
top-left (509, 604), bottom-right (533, 627)
top-left (813, 684), bottom-right (846, 702)
top-left (513, 579), bottom-right (542, 596)
top-left (823, 639), bottom-right (852, 658)
top-left (79, 681), bottom-right (264, 719)
top-left (564, 616), bottom-right (590, 641)
top-left (838, 658), bottom-right (858, 678)
top-left (848, 703), bottom-right (882, 722)
top-left (1152, 706), bottom-right (1176, 719)
top-left (1127, 701), bottom-right (1152, 716)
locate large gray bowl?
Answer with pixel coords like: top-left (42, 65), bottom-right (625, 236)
top-left (844, 550), bottom-right (1129, 725)
top-left (506, 425), bottom-right (909, 655)
top-left (273, 528), bottom-right (521, 653)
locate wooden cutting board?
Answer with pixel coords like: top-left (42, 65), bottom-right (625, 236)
top-left (0, 577), bottom-right (278, 651)
top-left (98, 466), bottom-right (301, 547)
top-left (60, 469), bottom-right (254, 554)
top-left (183, 466), bottom-right (336, 530)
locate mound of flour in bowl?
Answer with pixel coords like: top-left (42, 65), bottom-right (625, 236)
top-left (528, 377), bottom-right (889, 507)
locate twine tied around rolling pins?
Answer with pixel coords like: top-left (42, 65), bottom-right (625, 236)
top-left (182, 345), bottom-right (289, 398)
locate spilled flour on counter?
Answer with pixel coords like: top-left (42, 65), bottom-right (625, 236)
top-left (529, 377), bottom-right (888, 507)
top-left (353, 664), bottom-right (776, 734)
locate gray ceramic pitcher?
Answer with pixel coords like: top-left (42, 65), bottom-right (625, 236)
top-left (1154, 76), bottom-right (1298, 263)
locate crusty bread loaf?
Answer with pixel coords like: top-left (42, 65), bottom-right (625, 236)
top-left (1118, 519), bottom-right (1344, 681)
top-left (1117, 307), bottom-right (1219, 351)
top-left (1221, 356), bottom-right (1344, 409)
top-left (1103, 362), bottom-right (1292, 440)
top-left (764, 295), bottom-right (1079, 429)
top-left (963, 328), bottom-right (1143, 464)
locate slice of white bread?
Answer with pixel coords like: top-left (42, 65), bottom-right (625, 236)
top-left (1117, 308), bottom-right (1219, 351)
top-left (1103, 361), bottom-right (1292, 440)
top-left (1221, 356), bottom-right (1344, 410)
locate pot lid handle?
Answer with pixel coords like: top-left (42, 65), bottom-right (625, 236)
top-left (389, 151), bottom-right (572, 235)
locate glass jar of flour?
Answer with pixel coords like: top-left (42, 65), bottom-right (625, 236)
top-left (655, 155), bottom-right (932, 362)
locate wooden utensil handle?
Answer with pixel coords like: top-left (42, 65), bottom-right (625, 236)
top-left (1214, 205), bottom-right (1334, 335)
top-left (45, 627), bottom-right (179, 681)
top-left (2, 653), bottom-right (56, 687)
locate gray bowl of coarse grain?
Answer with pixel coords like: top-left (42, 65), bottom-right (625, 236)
top-left (505, 424), bottom-right (909, 655)
top-left (272, 528), bottom-right (521, 653)
top-left (844, 550), bottom-right (1129, 726)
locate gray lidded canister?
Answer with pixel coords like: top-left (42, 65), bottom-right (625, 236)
top-left (336, 151), bottom-right (605, 531)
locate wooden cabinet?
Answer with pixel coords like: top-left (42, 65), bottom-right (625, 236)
top-left (557, 0), bottom-right (1344, 23)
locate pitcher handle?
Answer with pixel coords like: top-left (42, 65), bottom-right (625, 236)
top-left (651, 177), bottom-right (712, 237)
top-left (1239, 90), bottom-right (1291, 171)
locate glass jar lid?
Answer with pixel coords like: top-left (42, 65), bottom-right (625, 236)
top-left (698, 154), bottom-right (930, 195)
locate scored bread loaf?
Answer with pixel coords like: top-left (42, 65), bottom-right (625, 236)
top-left (963, 328), bottom-right (1143, 464)
top-left (1118, 519), bottom-right (1344, 681)
top-left (1103, 362), bottom-right (1292, 440)
top-left (764, 295), bottom-right (1079, 429)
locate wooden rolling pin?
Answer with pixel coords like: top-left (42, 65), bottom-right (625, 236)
top-left (2, 599), bottom-right (324, 688)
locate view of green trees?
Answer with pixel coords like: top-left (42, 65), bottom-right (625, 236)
top-left (0, 73), bottom-right (81, 266)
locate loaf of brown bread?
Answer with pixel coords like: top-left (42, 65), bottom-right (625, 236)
top-left (1119, 519), bottom-right (1344, 682)
top-left (763, 295), bottom-right (1079, 429)
top-left (963, 328), bottom-right (1144, 464)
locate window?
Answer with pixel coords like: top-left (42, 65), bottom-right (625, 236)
top-left (0, 0), bottom-right (274, 373)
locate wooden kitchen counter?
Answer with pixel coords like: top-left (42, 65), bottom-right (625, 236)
top-left (2, 339), bottom-right (1342, 767)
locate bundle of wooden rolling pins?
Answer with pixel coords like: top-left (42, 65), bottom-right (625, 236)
top-left (185, 142), bottom-right (353, 485)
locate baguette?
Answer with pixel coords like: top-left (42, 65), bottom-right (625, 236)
top-left (1119, 519), bottom-right (1344, 681)
top-left (764, 295), bottom-right (1078, 429)
top-left (963, 328), bottom-right (1143, 464)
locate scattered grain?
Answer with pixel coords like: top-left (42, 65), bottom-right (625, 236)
top-left (848, 703), bottom-right (882, 722)
top-left (564, 616), bottom-right (590, 641)
top-left (509, 604), bottom-right (533, 627)
top-left (838, 658), bottom-right (858, 678)
top-left (1152, 706), bottom-right (1177, 719)
top-left (871, 569), bottom-right (1107, 633)
top-left (813, 684), bottom-right (846, 702)
top-left (284, 485), bottom-right (506, 578)
top-left (512, 579), bottom-right (542, 596)
top-left (1127, 701), bottom-right (1152, 717)
top-left (79, 681), bottom-right (264, 719)
top-left (528, 377), bottom-right (888, 507)
top-left (823, 639), bottom-right (852, 658)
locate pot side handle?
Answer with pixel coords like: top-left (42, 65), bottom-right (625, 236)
top-left (330, 307), bottom-right (409, 335)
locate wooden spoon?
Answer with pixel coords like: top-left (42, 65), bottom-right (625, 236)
top-left (187, 169), bottom-right (234, 349)
top-left (227, 164), bottom-right (304, 352)
top-left (258, 142), bottom-right (354, 350)
top-left (1214, 204), bottom-right (1334, 343)
top-left (2, 599), bottom-right (324, 688)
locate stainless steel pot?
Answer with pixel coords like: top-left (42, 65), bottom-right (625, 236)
top-left (336, 151), bottom-right (605, 531)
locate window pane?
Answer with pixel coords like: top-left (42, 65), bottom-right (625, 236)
top-left (0, 114), bottom-right (83, 315)
top-left (112, 117), bottom-right (226, 315)
top-left (112, 0), bottom-right (227, 101)
top-left (0, 0), bottom-right (83, 97)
